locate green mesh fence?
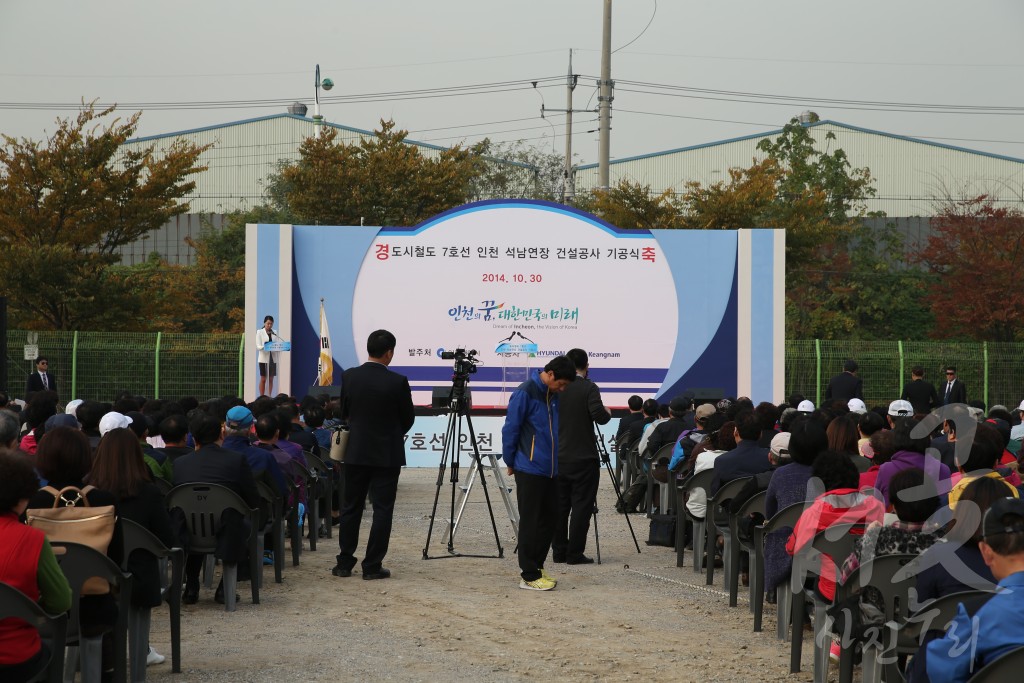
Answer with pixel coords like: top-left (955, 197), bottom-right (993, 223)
top-left (5, 330), bottom-right (243, 402)
top-left (4, 331), bottom-right (1023, 409)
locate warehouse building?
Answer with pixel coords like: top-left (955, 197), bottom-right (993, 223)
top-left (117, 111), bottom-right (536, 264)
top-left (574, 119), bottom-right (1024, 219)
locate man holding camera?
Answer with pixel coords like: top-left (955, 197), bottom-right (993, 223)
top-left (552, 348), bottom-right (611, 565)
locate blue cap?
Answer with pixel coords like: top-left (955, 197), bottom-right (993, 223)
top-left (225, 406), bottom-right (254, 429)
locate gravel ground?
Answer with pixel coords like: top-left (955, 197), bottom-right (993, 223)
top-left (144, 468), bottom-right (818, 682)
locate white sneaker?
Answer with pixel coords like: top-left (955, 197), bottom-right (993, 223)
top-left (147, 646), bottom-right (166, 666)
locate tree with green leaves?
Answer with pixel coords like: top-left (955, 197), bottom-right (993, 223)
top-left (270, 120), bottom-right (480, 226)
top-left (0, 103), bottom-right (208, 329)
top-left (574, 179), bottom-right (684, 229)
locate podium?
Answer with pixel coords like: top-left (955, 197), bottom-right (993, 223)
top-left (496, 341), bottom-right (537, 405)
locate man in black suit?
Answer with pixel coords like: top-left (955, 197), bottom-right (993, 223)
top-left (901, 365), bottom-right (939, 414)
top-left (942, 365), bottom-right (968, 406)
top-left (172, 410), bottom-right (261, 604)
top-left (25, 355), bottom-right (57, 397)
top-left (332, 329), bottom-right (415, 581)
top-left (552, 348), bottom-right (611, 565)
top-left (824, 359), bottom-right (863, 405)
top-left (616, 395), bottom-right (644, 440)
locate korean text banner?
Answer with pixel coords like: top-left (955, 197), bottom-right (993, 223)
top-left (245, 200), bottom-right (785, 406)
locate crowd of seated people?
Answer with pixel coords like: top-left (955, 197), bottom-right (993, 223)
top-left (0, 388), bottom-right (342, 682)
top-left (614, 387), bottom-right (1024, 681)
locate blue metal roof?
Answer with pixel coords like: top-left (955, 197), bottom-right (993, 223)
top-left (576, 119), bottom-right (1024, 169)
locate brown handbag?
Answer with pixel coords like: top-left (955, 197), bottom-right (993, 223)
top-left (26, 485), bottom-right (116, 595)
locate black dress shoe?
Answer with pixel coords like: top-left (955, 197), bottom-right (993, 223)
top-left (566, 555), bottom-right (594, 565)
top-left (182, 585), bottom-right (199, 605)
top-left (362, 568), bottom-right (391, 580)
top-left (331, 565), bottom-right (352, 577)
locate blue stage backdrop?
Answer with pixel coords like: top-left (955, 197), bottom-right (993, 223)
top-left (245, 200), bottom-right (785, 408)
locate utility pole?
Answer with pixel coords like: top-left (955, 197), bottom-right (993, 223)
top-left (563, 50), bottom-right (576, 202)
top-left (598, 0), bottom-right (613, 190)
top-left (540, 51), bottom-right (579, 203)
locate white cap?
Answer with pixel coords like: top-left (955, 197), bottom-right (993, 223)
top-left (1016, 400), bottom-right (1024, 412)
top-left (847, 398), bottom-right (867, 414)
top-left (797, 399), bottom-right (815, 412)
top-left (770, 432), bottom-right (792, 459)
top-left (887, 399), bottom-right (914, 417)
top-left (65, 399), bottom-right (84, 416)
top-left (98, 411), bottom-right (132, 436)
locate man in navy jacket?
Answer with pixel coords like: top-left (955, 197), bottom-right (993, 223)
top-left (502, 355), bottom-right (575, 591)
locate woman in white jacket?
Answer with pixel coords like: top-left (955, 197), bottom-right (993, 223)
top-left (256, 315), bottom-right (278, 396)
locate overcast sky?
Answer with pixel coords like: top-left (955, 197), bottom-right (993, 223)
top-left (2, 1), bottom-right (1023, 165)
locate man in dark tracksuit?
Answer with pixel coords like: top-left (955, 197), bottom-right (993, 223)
top-left (502, 355), bottom-right (576, 591)
top-left (552, 348), bottom-right (611, 564)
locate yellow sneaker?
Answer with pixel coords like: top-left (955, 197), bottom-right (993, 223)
top-left (519, 576), bottom-right (556, 591)
top-left (540, 568), bottom-right (557, 585)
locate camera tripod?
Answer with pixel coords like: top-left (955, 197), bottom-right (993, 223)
top-left (422, 376), bottom-right (519, 560)
top-left (594, 422), bottom-right (641, 558)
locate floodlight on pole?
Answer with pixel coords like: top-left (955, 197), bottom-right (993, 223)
top-left (314, 64), bottom-right (334, 137)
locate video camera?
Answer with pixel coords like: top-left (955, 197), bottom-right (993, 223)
top-left (441, 348), bottom-right (479, 379)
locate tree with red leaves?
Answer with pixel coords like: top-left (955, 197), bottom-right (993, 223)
top-left (917, 195), bottom-right (1024, 341)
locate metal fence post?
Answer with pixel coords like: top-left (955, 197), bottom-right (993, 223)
top-left (154, 332), bottom-right (162, 399)
top-left (983, 341), bottom-right (989, 409)
top-left (71, 331), bottom-right (79, 399)
top-left (897, 340), bottom-right (905, 399)
top-left (238, 333), bottom-right (245, 397)
top-left (815, 338), bottom-right (822, 407)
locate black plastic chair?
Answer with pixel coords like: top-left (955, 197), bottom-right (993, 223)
top-left (830, 553), bottom-right (918, 683)
top-left (969, 643), bottom-right (1024, 682)
top-left (675, 468), bottom-right (716, 570)
top-left (705, 476), bottom-right (752, 587)
top-left (165, 483), bottom-right (260, 612)
top-left (614, 433), bottom-right (637, 487)
top-left (305, 452), bottom-right (334, 540)
top-left (52, 541), bottom-right (132, 683)
top-left (876, 588), bottom-right (991, 683)
top-left (255, 481), bottom-right (286, 584)
top-left (0, 581), bottom-right (68, 683)
top-left (729, 489), bottom-right (766, 609)
top-left (286, 459), bottom-right (320, 552)
top-left (644, 443), bottom-right (675, 515)
top-left (751, 501), bottom-right (804, 635)
top-left (120, 518), bottom-right (184, 676)
top-left (790, 523), bottom-right (865, 680)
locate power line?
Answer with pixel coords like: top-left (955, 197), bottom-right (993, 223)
top-left (615, 109), bottom-right (1024, 145)
top-left (607, 78), bottom-right (1024, 114)
top-left (576, 48), bottom-right (1024, 69)
top-left (0, 78), bottom-right (565, 111)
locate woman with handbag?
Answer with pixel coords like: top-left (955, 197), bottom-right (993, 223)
top-left (27, 427), bottom-right (122, 683)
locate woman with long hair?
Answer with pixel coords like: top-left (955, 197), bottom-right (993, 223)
top-left (827, 414), bottom-right (871, 472)
top-left (28, 427), bottom-right (123, 682)
top-left (88, 428), bottom-right (175, 671)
